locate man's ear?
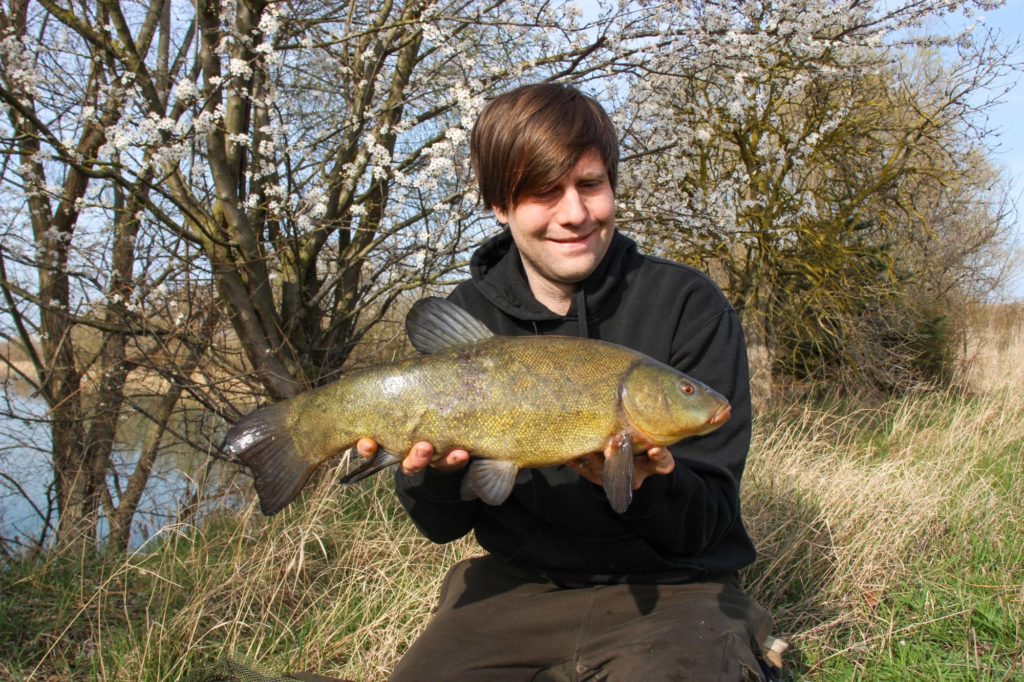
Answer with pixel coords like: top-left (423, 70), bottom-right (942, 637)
top-left (492, 206), bottom-right (508, 224)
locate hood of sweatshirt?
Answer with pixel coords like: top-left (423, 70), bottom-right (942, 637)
top-left (468, 228), bottom-right (643, 338)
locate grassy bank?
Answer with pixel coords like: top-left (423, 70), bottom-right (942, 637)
top-left (745, 389), bottom-right (1022, 678)
top-left (2, 311), bottom-right (1022, 680)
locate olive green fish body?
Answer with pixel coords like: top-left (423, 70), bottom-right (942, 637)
top-left (288, 336), bottom-right (634, 469)
top-left (226, 297), bottom-right (730, 515)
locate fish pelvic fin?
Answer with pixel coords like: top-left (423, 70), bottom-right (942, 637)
top-left (460, 459), bottom-right (519, 506)
top-left (603, 431), bottom-right (634, 513)
top-left (405, 297), bottom-right (494, 354)
top-left (224, 402), bottom-right (315, 516)
top-left (338, 447), bottom-right (403, 485)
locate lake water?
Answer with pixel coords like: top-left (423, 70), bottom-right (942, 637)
top-left (0, 388), bottom-right (240, 553)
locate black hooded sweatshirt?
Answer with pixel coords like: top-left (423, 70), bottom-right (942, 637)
top-left (394, 230), bottom-right (756, 585)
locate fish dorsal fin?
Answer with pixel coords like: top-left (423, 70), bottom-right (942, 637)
top-left (406, 296), bottom-right (494, 354)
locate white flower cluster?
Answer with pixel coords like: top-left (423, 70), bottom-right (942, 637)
top-left (288, 182), bottom-right (331, 231)
top-left (100, 112), bottom-right (177, 158)
top-left (0, 34), bottom-right (41, 95)
top-left (367, 133), bottom-right (393, 182)
top-left (227, 57), bottom-right (252, 80)
top-left (172, 78), bottom-right (199, 102)
top-left (258, 4), bottom-right (283, 38)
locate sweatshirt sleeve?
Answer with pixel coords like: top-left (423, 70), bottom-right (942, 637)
top-left (394, 466), bottom-right (480, 543)
top-left (617, 303), bottom-right (753, 558)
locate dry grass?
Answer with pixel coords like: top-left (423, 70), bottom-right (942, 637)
top-left (959, 302), bottom-right (1024, 393)
top-left (739, 304), bottom-right (1023, 674)
top-left (742, 393), bottom-right (1020, 668)
top-left (6, 305), bottom-right (1022, 680)
top-left (76, 475), bottom-right (480, 681)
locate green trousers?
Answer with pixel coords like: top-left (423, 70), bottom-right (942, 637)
top-left (390, 555), bottom-right (778, 682)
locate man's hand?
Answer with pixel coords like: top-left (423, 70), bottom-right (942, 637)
top-left (356, 438), bottom-right (470, 475)
top-left (569, 446), bottom-right (675, 491)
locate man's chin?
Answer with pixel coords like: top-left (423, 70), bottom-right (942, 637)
top-left (549, 262), bottom-right (600, 285)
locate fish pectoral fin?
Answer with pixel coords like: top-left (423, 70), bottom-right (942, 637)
top-left (405, 297), bottom-right (494, 354)
top-left (460, 459), bottom-right (519, 505)
top-left (603, 431), bottom-right (634, 513)
top-left (338, 447), bottom-right (403, 485)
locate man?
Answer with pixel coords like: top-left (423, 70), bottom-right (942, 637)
top-left (360, 83), bottom-right (778, 681)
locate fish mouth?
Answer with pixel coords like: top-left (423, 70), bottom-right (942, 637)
top-left (631, 402), bottom-right (732, 443)
top-left (685, 404), bottom-right (732, 438)
top-left (709, 404), bottom-right (731, 427)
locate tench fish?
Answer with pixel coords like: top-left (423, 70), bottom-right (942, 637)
top-left (225, 297), bottom-right (731, 515)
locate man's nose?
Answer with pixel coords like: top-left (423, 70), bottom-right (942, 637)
top-left (555, 188), bottom-right (587, 225)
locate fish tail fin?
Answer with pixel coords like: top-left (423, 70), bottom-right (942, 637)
top-left (224, 402), bottom-right (316, 516)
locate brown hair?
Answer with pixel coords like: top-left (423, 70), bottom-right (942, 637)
top-left (470, 82), bottom-right (619, 213)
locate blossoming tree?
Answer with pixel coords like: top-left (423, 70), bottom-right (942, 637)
top-left (616, 0), bottom-right (1017, 397)
top-left (0, 0), bottom-right (630, 552)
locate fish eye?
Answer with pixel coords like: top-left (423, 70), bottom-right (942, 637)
top-left (680, 381), bottom-right (695, 395)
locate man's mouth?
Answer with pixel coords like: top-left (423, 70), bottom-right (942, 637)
top-left (550, 231), bottom-right (593, 245)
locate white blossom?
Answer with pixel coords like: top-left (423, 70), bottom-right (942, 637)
top-left (228, 58), bottom-right (252, 79)
top-left (173, 79), bottom-right (199, 101)
top-left (0, 35), bottom-right (41, 94)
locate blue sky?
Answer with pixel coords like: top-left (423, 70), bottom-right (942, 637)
top-left (951, 2), bottom-right (1024, 299)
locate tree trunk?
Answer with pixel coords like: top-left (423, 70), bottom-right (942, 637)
top-left (744, 302), bottom-right (775, 413)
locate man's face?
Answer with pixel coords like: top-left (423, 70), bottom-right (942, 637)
top-left (494, 148), bottom-right (615, 294)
